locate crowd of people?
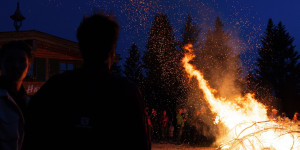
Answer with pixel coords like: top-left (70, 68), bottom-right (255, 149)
top-left (145, 107), bottom-right (215, 146)
top-left (269, 108), bottom-right (299, 123)
top-left (145, 107), bottom-right (300, 146)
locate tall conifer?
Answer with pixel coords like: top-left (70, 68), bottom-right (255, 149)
top-left (254, 19), bottom-right (300, 115)
top-left (142, 14), bottom-right (179, 114)
top-left (123, 43), bottom-right (144, 87)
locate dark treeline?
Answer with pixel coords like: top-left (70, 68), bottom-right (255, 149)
top-left (118, 14), bottom-right (300, 145)
top-left (247, 18), bottom-right (300, 118)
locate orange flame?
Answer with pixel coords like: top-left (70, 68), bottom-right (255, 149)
top-left (182, 44), bottom-right (300, 149)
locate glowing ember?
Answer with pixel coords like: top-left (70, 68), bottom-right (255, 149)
top-left (182, 44), bottom-right (300, 150)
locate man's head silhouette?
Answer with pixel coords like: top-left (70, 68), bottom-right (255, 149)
top-left (77, 13), bottom-right (120, 70)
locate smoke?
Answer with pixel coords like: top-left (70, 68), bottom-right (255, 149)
top-left (183, 12), bottom-right (255, 147)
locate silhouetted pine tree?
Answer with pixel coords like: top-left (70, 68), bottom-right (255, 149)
top-left (199, 17), bottom-right (242, 98)
top-left (247, 19), bottom-right (276, 107)
top-left (255, 19), bottom-right (276, 91)
top-left (142, 14), bottom-right (181, 116)
top-left (123, 43), bottom-right (144, 88)
top-left (181, 14), bottom-right (201, 47)
top-left (253, 18), bottom-right (300, 115)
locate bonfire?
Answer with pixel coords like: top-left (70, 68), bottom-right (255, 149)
top-left (182, 44), bottom-right (300, 150)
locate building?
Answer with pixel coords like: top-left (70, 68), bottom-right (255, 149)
top-left (0, 30), bottom-right (83, 95)
top-left (1, 3), bottom-right (121, 95)
top-left (0, 30), bottom-right (121, 95)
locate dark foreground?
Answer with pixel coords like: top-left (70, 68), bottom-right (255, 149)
top-left (152, 143), bottom-right (216, 150)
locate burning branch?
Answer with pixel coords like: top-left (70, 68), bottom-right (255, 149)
top-left (219, 121), bottom-right (300, 149)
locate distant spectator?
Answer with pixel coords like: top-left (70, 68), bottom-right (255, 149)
top-left (192, 110), bottom-right (203, 145)
top-left (169, 119), bottom-right (175, 142)
top-left (280, 112), bottom-right (290, 122)
top-left (182, 107), bottom-right (192, 144)
top-left (150, 108), bottom-right (160, 142)
top-left (176, 108), bottom-right (184, 145)
top-left (160, 110), bottom-right (169, 143)
top-left (293, 112), bottom-right (299, 123)
top-left (145, 107), bottom-right (152, 141)
top-left (269, 109), bottom-right (279, 121)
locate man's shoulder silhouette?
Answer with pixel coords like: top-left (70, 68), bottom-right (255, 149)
top-left (24, 12), bottom-right (150, 150)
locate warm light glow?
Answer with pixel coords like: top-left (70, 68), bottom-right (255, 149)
top-left (182, 44), bottom-right (300, 149)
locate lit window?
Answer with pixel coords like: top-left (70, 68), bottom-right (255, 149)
top-left (27, 63), bottom-right (34, 77)
top-left (60, 63), bottom-right (74, 73)
top-left (25, 63), bottom-right (34, 80)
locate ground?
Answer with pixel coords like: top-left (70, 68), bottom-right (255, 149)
top-left (151, 143), bottom-right (216, 150)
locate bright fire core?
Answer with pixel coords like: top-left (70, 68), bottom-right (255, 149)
top-left (182, 44), bottom-right (300, 150)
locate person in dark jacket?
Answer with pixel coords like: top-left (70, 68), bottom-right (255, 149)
top-left (176, 108), bottom-right (184, 145)
top-left (160, 110), bottom-right (169, 143)
top-left (23, 12), bottom-right (151, 150)
top-left (150, 108), bottom-right (160, 143)
top-left (0, 41), bottom-right (32, 150)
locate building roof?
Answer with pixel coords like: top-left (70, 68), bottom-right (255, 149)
top-left (0, 30), bottom-right (120, 62)
top-left (0, 30), bottom-right (79, 51)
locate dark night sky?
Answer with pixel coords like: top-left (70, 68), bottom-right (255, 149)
top-left (1, 0), bottom-right (300, 73)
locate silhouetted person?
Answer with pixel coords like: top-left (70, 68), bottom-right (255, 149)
top-left (145, 107), bottom-right (152, 142)
top-left (293, 112), bottom-right (299, 123)
top-left (150, 108), bottom-right (160, 143)
top-left (280, 112), bottom-right (290, 122)
top-left (23, 13), bottom-right (150, 150)
top-left (269, 108), bottom-right (279, 121)
top-left (182, 107), bottom-right (191, 144)
top-left (192, 110), bottom-right (203, 145)
top-left (0, 41), bottom-right (32, 150)
top-left (160, 110), bottom-right (169, 143)
top-left (176, 108), bottom-right (184, 145)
